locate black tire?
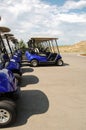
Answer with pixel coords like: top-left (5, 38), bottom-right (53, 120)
top-left (1, 99), bottom-right (16, 109)
top-left (0, 101), bottom-right (16, 127)
top-left (13, 73), bottom-right (21, 83)
top-left (31, 59), bottom-right (38, 67)
top-left (57, 59), bottom-right (63, 66)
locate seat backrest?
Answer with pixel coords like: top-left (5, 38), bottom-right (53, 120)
top-left (34, 48), bottom-right (39, 54)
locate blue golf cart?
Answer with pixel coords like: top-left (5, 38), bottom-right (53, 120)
top-left (25, 37), bottom-right (64, 67)
top-left (4, 33), bottom-right (22, 64)
top-left (0, 28), bottom-right (22, 81)
top-left (0, 27), bottom-right (20, 127)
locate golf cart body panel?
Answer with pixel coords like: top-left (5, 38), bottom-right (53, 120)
top-left (25, 51), bottom-right (62, 64)
top-left (12, 55), bottom-right (21, 63)
top-left (0, 69), bottom-right (17, 93)
top-left (6, 59), bottom-right (20, 71)
top-left (25, 51), bottom-right (47, 62)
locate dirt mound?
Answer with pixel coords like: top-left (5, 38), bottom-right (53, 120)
top-left (59, 41), bottom-right (86, 53)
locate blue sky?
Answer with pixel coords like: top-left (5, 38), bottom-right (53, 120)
top-left (42, 0), bottom-right (66, 6)
top-left (0, 0), bottom-right (86, 45)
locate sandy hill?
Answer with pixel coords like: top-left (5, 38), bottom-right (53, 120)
top-left (59, 41), bottom-right (86, 53)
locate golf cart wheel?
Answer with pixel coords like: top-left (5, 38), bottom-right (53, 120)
top-left (57, 59), bottom-right (63, 66)
top-left (0, 101), bottom-right (16, 127)
top-left (31, 59), bottom-right (38, 67)
top-left (1, 99), bottom-right (16, 109)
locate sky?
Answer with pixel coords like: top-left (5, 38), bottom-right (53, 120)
top-left (0, 0), bottom-right (86, 45)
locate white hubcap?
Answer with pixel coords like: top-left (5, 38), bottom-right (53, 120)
top-left (33, 61), bottom-right (37, 66)
top-left (58, 60), bottom-right (62, 65)
top-left (0, 109), bottom-right (10, 123)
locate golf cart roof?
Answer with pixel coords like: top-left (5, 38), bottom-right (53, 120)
top-left (0, 27), bottom-right (10, 33)
top-left (1, 33), bottom-right (14, 40)
top-left (3, 33), bottom-right (14, 39)
top-left (4, 33), bottom-right (14, 37)
top-left (31, 37), bottom-right (58, 43)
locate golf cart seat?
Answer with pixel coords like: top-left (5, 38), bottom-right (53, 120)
top-left (34, 48), bottom-right (39, 54)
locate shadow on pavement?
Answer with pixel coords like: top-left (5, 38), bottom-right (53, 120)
top-left (63, 63), bottom-right (69, 66)
top-left (36, 64), bottom-right (60, 67)
top-left (21, 63), bottom-right (30, 67)
top-left (20, 75), bottom-right (39, 87)
top-left (22, 67), bottom-right (34, 73)
top-left (13, 90), bottom-right (49, 127)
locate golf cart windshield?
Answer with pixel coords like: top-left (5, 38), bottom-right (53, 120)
top-left (27, 37), bottom-right (60, 54)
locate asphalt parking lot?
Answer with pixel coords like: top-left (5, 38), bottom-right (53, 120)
top-left (4, 54), bottom-right (86, 130)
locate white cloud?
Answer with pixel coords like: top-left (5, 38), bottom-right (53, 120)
top-left (58, 13), bottom-right (86, 23)
top-left (60, 0), bottom-right (86, 12)
top-left (0, 0), bottom-right (86, 45)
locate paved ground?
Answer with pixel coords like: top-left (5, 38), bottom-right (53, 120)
top-left (4, 54), bottom-right (86, 130)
